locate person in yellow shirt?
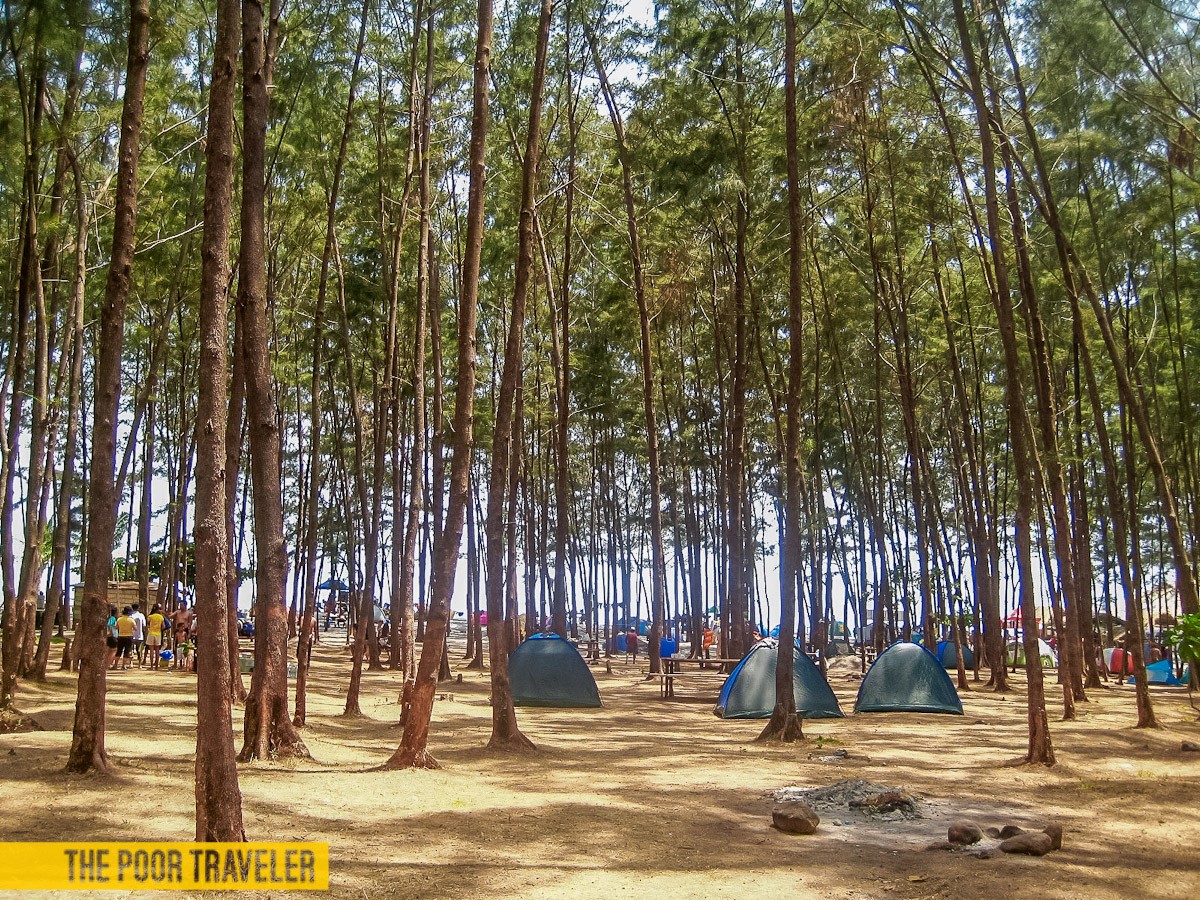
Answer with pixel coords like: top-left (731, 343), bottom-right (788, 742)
top-left (114, 607), bottom-right (136, 670)
top-left (145, 604), bottom-right (167, 670)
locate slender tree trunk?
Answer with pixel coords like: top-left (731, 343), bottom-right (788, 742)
top-left (383, 0), bottom-right (494, 770)
top-left (225, 293), bottom-right (248, 701)
top-left (759, 0), bottom-right (806, 741)
top-left (62, 0), bottom-right (150, 768)
top-left (193, 0), bottom-right (247, 839)
top-left (238, 0), bottom-right (307, 760)
top-left (587, 22), bottom-right (667, 677)
top-left (33, 154), bottom-right (88, 681)
top-left (294, 0), bottom-right (370, 726)
top-left (396, 0), bottom-right (434, 721)
top-left (482, 0), bottom-right (552, 753)
top-left (951, 0), bottom-right (1053, 764)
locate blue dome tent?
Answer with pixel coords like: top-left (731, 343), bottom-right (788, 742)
top-left (509, 633), bottom-right (602, 708)
top-left (935, 640), bottom-right (975, 670)
top-left (714, 639), bottom-right (843, 719)
top-left (855, 641), bottom-right (963, 714)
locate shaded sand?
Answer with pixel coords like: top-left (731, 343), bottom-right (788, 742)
top-left (2, 634), bottom-right (1199, 899)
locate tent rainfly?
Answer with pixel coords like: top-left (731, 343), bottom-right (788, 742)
top-left (714, 639), bottom-right (844, 720)
top-left (855, 641), bottom-right (964, 715)
top-left (509, 633), bottom-right (602, 708)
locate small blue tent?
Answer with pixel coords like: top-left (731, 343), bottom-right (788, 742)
top-left (935, 640), bottom-right (975, 670)
top-left (509, 633), bottom-right (602, 708)
top-left (855, 641), bottom-right (963, 714)
top-left (1132, 658), bottom-right (1187, 686)
top-left (714, 639), bottom-right (843, 719)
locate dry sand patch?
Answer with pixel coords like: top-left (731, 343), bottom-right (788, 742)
top-left (1, 636), bottom-right (1198, 899)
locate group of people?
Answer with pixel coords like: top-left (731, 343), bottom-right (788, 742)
top-left (104, 600), bottom-right (196, 672)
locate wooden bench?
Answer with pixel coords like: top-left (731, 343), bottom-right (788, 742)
top-left (651, 658), bottom-right (741, 699)
top-left (654, 670), bottom-right (727, 700)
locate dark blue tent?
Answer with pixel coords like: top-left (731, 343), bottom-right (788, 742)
top-left (714, 639), bottom-right (843, 719)
top-left (935, 640), bottom-right (975, 670)
top-left (509, 633), bottom-right (602, 708)
top-left (855, 641), bottom-right (963, 714)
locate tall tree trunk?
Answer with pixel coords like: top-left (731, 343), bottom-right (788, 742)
top-left (193, 0), bottom-right (246, 840)
top-left (224, 294), bottom-right (248, 702)
top-left (587, 21), bottom-right (667, 677)
top-left (951, 0), bottom-right (1053, 765)
top-left (551, 0), bottom-right (580, 659)
top-left (294, 0), bottom-right (370, 726)
top-left (482, 0), bottom-right (552, 753)
top-left (0, 18), bottom-right (46, 713)
top-left (33, 150), bottom-right (89, 682)
top-left (238, 0), bottom-right (307, 761)
top-left (396, 0), bottom-right (434, 721)
top-left (62, 0), bottom-right (150, 768)
top-left (759, 0), bottom-right (805, 742)
top-left (383, 0), bottom-right (494, 770)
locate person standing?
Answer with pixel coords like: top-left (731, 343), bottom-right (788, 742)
top-left (171, 600), bottom-right (193, 667)
top-left (114, 606), bottom-right (136, 670)
top-left (105, 606), bottom-right (119, 671)
top-left (130, 602), bottom-right (148, 666)
top-left (145, 604), bottom-right (167, 670)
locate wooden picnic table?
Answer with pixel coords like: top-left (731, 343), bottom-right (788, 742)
top-left (656, 657), bottom-right (741, 699)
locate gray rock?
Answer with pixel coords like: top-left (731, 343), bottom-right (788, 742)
top-left (1182, 741), bottom-right (1200, 752)
top-left (1000, 832), bottom-right (1054, 856)
top-left (850, 789), bottom-right (918, 817)
top-left (948, 821), bottom-right (983, 846)
top-left (970, 849), bottom-right (1000, 860)
top-left (773, 802), bottom-right (820, 835)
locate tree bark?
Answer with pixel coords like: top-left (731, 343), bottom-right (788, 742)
top-left (482, 0), bottom-right (552, 753)
top-left (194, 0), bottom-right (246, 840)
top-left (587, 20), bottom-right (668, 677)
top-left (238, 0), bottom-right (307, 761)
top-left (62, 0), bottom-right (150, 769)
top-left (383, 0), bottom-right (494, 770)
top-left (759, 0), bottom-right (806, 742)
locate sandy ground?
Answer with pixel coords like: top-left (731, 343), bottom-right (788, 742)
top-left (2, 630), bottom-right (1199, 900)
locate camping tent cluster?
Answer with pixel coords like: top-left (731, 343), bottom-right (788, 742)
top-left (712, 638), bottom-right (965, 718)
top-left (505, 635), bottom-right (970, 719)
